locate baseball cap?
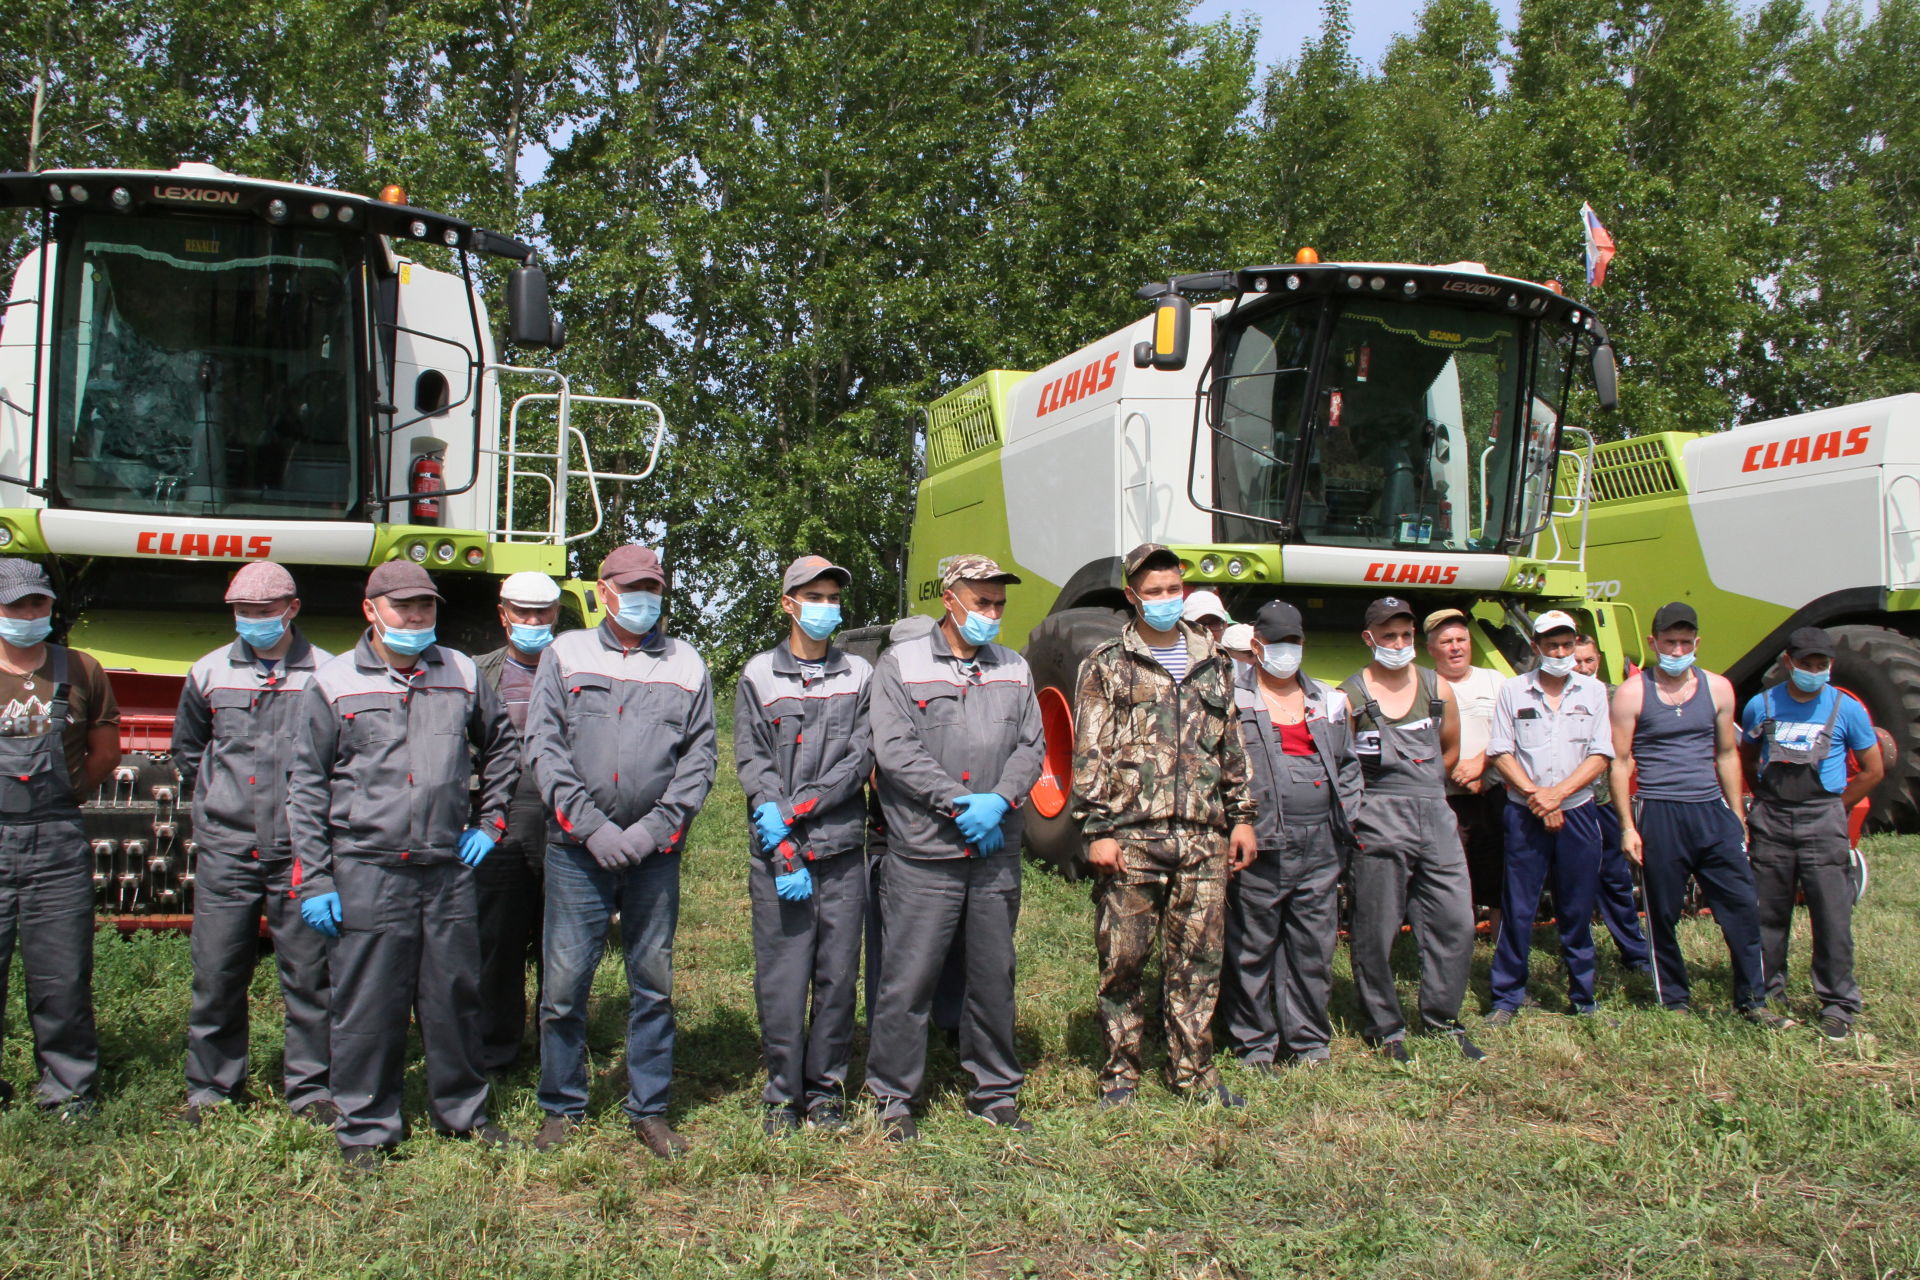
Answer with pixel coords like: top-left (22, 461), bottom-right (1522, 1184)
top-left (0, 558), bottom-right (54, 605)
top-left (1532, 609), bottom-right (1579, 637)
top-left (1652, 601), bottom-right (1699, 633)
top-left (1219, 623), bottom-right (1255, 655)
top-left (224, 561), bottom-right (297, 604)
top-left (498, 571), bottom-right (561, 607)
top-left (1252, 600), bottom-right (1305, 643)
top-left (365, 561), bottom-right (443, 601)
top-left (1124, 543), bottom-right (1182, 578)
top-left (1423, 607), bottom-right (1469, 635)
top-left (782, 554), bottom-right (851, 594)
top-left (1786, 626), bottom-right (1835, 660)
top-left (599, 544), bottom-right (666, 588)
top-left (1182, 590), bottom-right (1230, 625)
top-left (939, 554), bottom-right (1021, 593)
top-left (1363, 596), bottom-right (1415, 630)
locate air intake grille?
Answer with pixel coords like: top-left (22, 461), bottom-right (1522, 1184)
top-left (1592, 437), bottom-right (1682, 503)
top-left (926, 377), bottom-right (1002, 470)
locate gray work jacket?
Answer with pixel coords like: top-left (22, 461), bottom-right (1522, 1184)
top-left (870, 623), bottom-right (1045, 860)
top-left (525, 620), bottom-right (717, 856)
top-left (1233, 666), bottom-right (1364, 851)
top-left (174, 632), bottom-right (331, 858)
top-left (288, 633), bottom-right (519, 900)
top-left (474, 643), bottom-right (550, 856)
top-left (734, 641), bottom-right (874, 862)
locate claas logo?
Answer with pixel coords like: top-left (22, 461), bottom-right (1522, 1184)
top-left (136, 531), bottom-right (274, 559)
top-left (1741, 426), bottom-right (1870, 473)
top-left (1364, 562), bottom-right (1459, 585)
top-left (1036, 352), bottom-right (1120, 418)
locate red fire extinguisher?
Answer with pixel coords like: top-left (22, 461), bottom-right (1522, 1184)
top-left (410, 452), bottom-right (443, 525)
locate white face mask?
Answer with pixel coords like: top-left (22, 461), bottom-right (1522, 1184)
top-left (1259, 641), bottom-right (1303, 680)
top-left (1538, 653), bottom-right (1577, 678)
top-left (1372, 643), bottom-right (1415, 670)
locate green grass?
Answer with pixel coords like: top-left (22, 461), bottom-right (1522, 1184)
top-left (4, 749), bottom-right (1919, 1278)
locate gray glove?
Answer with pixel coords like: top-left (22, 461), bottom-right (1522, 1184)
top-left (584, 823), bottom-right (643, 870)
top-left (624, 823), bottom-right (661, 862)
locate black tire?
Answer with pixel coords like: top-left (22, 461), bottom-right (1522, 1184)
top-left (1827, 624), bottom-right (1920, 831)
top-left (1021, 606), bottom-right (1127, 879)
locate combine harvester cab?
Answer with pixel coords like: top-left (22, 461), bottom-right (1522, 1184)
top-left (1584, 394), bottom-right (1920, 828)
top-left (897, 257), bottom-right (1624, 873)
top-left (0, 164), bottom-right (666, 925)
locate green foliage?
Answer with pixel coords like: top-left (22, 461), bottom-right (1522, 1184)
top-left (5, 0), bottom-right (1920, 670)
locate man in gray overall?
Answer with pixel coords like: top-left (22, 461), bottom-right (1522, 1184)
top-left (1223, 601), bottom-right (1363, 1069)
top-left (1740, 626), bottom-right (1881, 1038)
top-left (176, 561), bottom-right (333, 1125)
top-left (289, 561), bottom-right (521, 1171)
top-left (1610, 602), bottom-right (1785, 1025)
top-left (736, 555), bottom-right (874, 1134)
top-left (1340, 597), bottom-right (1481, 1060)
top-left (0, 558), bottom-right (121, 1116)
top-left (864, 554), bottom-right (1044, 1140)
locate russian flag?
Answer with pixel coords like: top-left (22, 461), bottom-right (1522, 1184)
top-left (1582, 202), bottom-right (1615, 288)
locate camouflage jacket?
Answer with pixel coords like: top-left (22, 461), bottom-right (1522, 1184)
top-left (1071, 620), bottom-right (1255, 839)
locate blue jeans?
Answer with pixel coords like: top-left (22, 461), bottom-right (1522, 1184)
top-left (537, 843), bottom-right (680, 1120)
top-left (1490, 800), bottom-right (1603, 1013)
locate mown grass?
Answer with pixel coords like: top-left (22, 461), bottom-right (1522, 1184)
top-left (3, 746), bottom-right (1918, 1278)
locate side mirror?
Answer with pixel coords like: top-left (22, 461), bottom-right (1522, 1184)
top-left (506, 265), bottom-right (565, 350)
top-left (1132, 293), bottom-right (1190, 371)
top-left (1592, 342), bottom-right (1618, 410)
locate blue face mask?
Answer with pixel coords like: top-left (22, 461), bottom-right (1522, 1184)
top-left (957, 608), bottom-right (1000, 646)
top-left (509, 623), bottom-right (554, 654)
top-left (381, 625), bottom-right (436, 657)
top-left (795, 602), bottom-right (841, 641)
top-left (1137, 597), bottom-right (1186, 633)
top-left (1790, 665), bottom-right (1830, 693)
top-left (234, 611), bottom-right (288, 650)
top-left (614, 589), bottom-right (662, 636)
top-left (0, 615), bottom-right (52, 648)
top-left (1657, 651), bottom-right (1696, 676)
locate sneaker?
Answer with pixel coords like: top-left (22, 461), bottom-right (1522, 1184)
top-left (805, 1100), bottom-right (848, 1132)
top-left (1198, 1084), bottom-right (1246, 1109)
top-left (1482, 1008), bottom-right (1517, 1029)
top-left (631, 1115), bottom-right (690, 1159)
top-left (533, 1114), bottom-right (579, 1152)
top-left (46, 1099), bottom-right (95, 1123)
top-left (182, 1103), bottom-right (209, 1129)
top-left (1448, 1030), bottom-right (1488, 1061)
top-left (1741, 1006), bottom-right (1797, 1031)
top-left (294, 1099), bottom-right (342, 1129)
top-left (1818, 1015), bottom-right (1851, 1042)
top-left (1098, 1086), bottom-right (1136, 1110)
top-left (443, 1122), bottom-right (520, 1149)
top-left (1285, 1053), bottom-right (1330, 1070)
top-left (882, 1113), bottom-right (918, 1142)
top-left (340, 1145), bottom-right (388, 1176)
top-left (1378, 1038), bottom-right (1411, 1062)
top-left (968, 1102), bottom-right (1032, 1132)
top-left (763, 1105), bottom-right (801, 1136)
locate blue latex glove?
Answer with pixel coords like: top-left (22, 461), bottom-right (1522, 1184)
top-left (457, 827), bottom-right (496, 867)
top-left (754, 802), bottom-right (791, 850)
top-left (774, 864), bottom-right (814, 901)
top-left (301, 892), bottom-right (342, 938)
top-left (950, 793), bottom-right (1011, 845)
top-left (974, 825), bottom-right (1007, 856)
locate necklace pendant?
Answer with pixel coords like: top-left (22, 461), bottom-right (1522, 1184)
top-left (20, 680), bottom-right (33, 691)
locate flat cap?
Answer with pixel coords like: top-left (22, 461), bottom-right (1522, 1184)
top-left (939, 554), bottom-right (1021, 593)
top-left (1423, 607), bottom-right (1469, 635)
top-left (599, 544), bottom-right (666, 588)
top-left (782, 554), bottom-right (851, 594)
top-left (225, 561), bottom-right (297, 604)
top-left (0, 558), bottom-right (55, 604)
top-left (498, 571), bottom-right (561, 606)
top-left (365, 560), bottom-right (443, 601)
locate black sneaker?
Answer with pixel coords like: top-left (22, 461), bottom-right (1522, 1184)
top-left (1378, 1038), bottom-right (1411, 1062)
top-left (1449, 1030), bottom-right (1488, 1061)
top-left (883, 1113), bottom-right (918, 1142)
top-left (1098, 1086), bottom-right (1136, 1110)
top-left (1482, 1008), bottom-right (1517, 1029)
top-left (805, 1100), bottom-right (848, 1132)
top-left (295, 1099), bottom-right (342, 1129)
top-left (533, 1114), bottom-right (579, 1152)
top-left (1199, 1084), bottom-right (1246, 1109)
top-left (1741, 1006), bottom-right (1796, 1031)
top-left (968, 1102), bottom-right (1032, 1132)
top-left (340, 1144), bottom-right (388, 1177)
top-left (444, 1122), bottom-right (520, 1149)
top-left (182, 1103), bottom-right (209, 1129)
top-left (46, 1098), bottom-right (95, 1123)
top-left (632, 1116), bottom-right (690, 1159)
top-left (1662, 1002), bottom-right (1693, 1015)
top-left (1285, 1053), bottom-right (1330, 1070)
top-left (1818, 1015), bottom-right (1851, 1041)
top-left (763, 1105), bottom-right (801, 1136)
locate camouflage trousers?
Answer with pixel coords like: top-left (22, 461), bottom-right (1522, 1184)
top-left (1094, 822), bottom-right (1231, 1093)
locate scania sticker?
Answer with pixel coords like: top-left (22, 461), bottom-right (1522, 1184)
top-left (1036, 352), bottom-right (1119, 417)
top-left (1364, 561), bottom-right (1460, 585)
top-left (152, 185), bottom-right (241, 205)
top-left (1740, 425), bottom-right (1871, 473)
top-left (136, 531), bottom-right (273, 559)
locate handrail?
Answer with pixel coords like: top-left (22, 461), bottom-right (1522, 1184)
top-left (484, 378), bottom-right (666, 545)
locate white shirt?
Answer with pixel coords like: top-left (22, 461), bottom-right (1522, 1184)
top-left (1442, 665), bottom-right (1503, 794)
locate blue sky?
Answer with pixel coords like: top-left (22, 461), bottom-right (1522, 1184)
top-left (1188, 0), bottom-right (1520, 71)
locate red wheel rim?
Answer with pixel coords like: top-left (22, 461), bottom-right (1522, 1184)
top-left (1029, 685), bottom-right (1075, 819)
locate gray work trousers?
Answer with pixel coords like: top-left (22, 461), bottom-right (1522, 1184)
top-left (863, 851), bottom-right (1022, 1117)
top-left (1347, 793), bottom-right (1474, 1041)
top-left (185, 848), bottom-right (332, 1111)
top-left (1750, 795), bottom-right (1861, 1024)
top-left (751, 851), bottom-right (867, 1111)
top-left (328, 858), bottom-right (489, 1148)
top-left (1224, 820), bottom-right (1346, 1062)
top-left (0, 816), bottom-right (97, 1107)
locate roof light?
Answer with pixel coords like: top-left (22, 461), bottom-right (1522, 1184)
top-left (1346, 274), bottom-right (1363, 290)
top-left (46, 183), bottom-right (63, 202)
top-left (409, 220), bottom-right (428, 238)
top-left (110, 187), bottom-right (132, 209)
top-left (464, 547), bottom-right (485, 566)
top-left (266, 199), bottom-right (288, 222)
top-left (310, 202), bottom-right (330, 220)
top-left (1285, 274), bottom-right (1301, 290)
top-left (68, 185), bottom-right (90, 204)
top-left (1544, 279), bottom-right (1564, 295)
top-left (442, 228), bottom-right (459, 246)
top-left (379, 184), bottom-right (408, 205)
top-left (1252, 276), bottom-right (1269, 292)
top-left (1370, 275), bottom-right (1386, 291)
top-left (336, 205), bottom-right (355, 222)
top-left (1295, 247), bottom-right (1320, 264)
top-left (1402, 280), bottom-right (1417, 295)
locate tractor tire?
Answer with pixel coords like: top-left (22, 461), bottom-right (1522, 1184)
top-left (1021, 606), bottom-right (1127, 879)
top-left (1827, 624), bottom-right (1920, 831)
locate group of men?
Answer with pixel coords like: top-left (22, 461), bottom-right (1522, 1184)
top-left (0, 540), bottom-right (1874, 1162)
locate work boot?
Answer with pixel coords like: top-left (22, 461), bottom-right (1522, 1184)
top-left (882, 1113), bottom-right (918, 1143)
top-left (763, 1105), bottom-right (801, 1137)
top-left (532, 1114), bottom-right (579, 1152)
top-left (632, 1116), bottom-right (689, 1159)
top-left (294, 1099), bottom-right (342, 1129)
top-left (340, 1145), bottom-right (389, 1177)
top-left (967, 1102), bottom-right (1032, 1132)
top-left (805, 1100), bottom-right (848, 1132)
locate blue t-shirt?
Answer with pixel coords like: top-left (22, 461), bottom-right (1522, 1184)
top-left (1739, 685), bottom-right (1875, 795)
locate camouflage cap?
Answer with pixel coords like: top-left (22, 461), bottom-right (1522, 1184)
top-left (1123, 543), bottom-right (1182, 578)
top-left (939, 554), bottom-right (1021, 594)
top-left (224, 561), bottom-right (298, 603)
